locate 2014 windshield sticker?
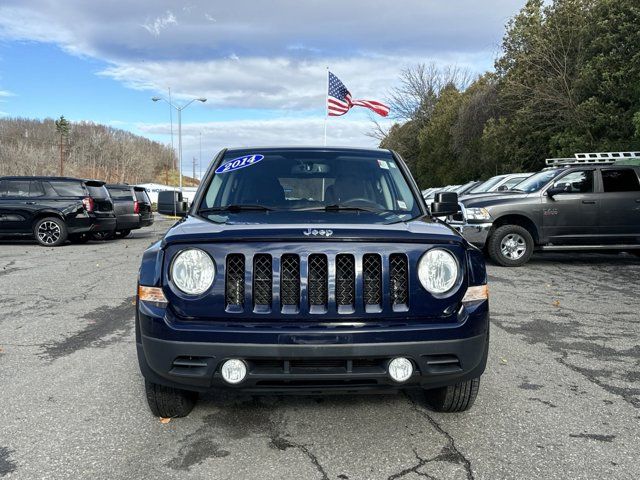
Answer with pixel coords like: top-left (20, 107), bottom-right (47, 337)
top-left (215, 154), bottom-right (264, 174)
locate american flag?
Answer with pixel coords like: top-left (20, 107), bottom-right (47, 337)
top-left (327, 71), bottom-right (390, 117)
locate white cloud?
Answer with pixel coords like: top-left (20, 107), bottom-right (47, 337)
top-left (136, 116), bottom-right (393, 170)
top-left (0, 0), bottom-right (526, 172)
top-left (141, 10), bottom-right (177, 37)
top-left (99, 54), bottom-right (487, 111)
top-left (0, 1), bottom-right (525, 110)
top-left (0, 0), bottom-right (524, 112)
top-left (0, 1), bottom-right (521, 60)
top-left (0, 90), bottom-right (14, 98)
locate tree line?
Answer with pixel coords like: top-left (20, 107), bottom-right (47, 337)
top-left (0, 116), bottom-right (177, 184)
top-left (379, 0), bottom-right (640, 188)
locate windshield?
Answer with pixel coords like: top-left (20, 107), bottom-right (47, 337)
top-left (512, 169), bottom-right (563, 193)
top-left (86, 185), bottom-right (109, 199)
top-left (469, 175), bottom-right (506, 193)
top-left (454, 181), bottom-right (476, 194)
top-left (134, 189), bottom-right (151, 203)
top-left (199, 150), bottom-right (421, 221)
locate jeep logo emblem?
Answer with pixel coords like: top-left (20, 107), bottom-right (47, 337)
top-left (303, 228), bottom-right (333, 237)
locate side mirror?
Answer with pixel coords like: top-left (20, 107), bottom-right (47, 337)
top-left (431, 192), bottom-right (460, 217)
top-left (497, 185), bottom-right (508, 192)
top-left (547, 184), bottom-right (567, 198)
top-left (157, 190), bottom-right (188, 217)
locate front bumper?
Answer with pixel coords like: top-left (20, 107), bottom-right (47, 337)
top-left (136, 300), bottom-right (489, 393)
top-left (452, 222), bottom-right (492, 247)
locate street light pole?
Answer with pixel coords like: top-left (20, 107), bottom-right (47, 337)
top-left (178, 107), bottom-right (182, 190)
top-left (152, 95), bottom-right (207, 192)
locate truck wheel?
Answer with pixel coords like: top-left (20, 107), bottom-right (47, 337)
top-left (424, 377), bottom-right (480, 412)
top-left (116, 229), bottom-right (132, 239)
top-left (144, 380), bottom-right (197, 418)
top-left (34, 217), bottom-right (68, 247)
top-left (487, 225), bottom-right (534, 267)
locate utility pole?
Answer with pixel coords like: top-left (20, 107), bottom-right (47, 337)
top-left (168, 87), bottom-right (175, 171)
top-left (199, 132), bottom-right (202, 181)
top-left (192, 157), bottom-right (197, 183)
top-left (178, 108), bottom-right (182, 189)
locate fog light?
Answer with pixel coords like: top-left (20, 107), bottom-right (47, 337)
top-left (220, 359), bottom-right (247, 384)
top-left (388, 357), bottom-right (413, 383)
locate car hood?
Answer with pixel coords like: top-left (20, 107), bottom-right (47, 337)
top-left (462, 191), bottom-right (531, 208)
top-left (460, 190), bottom-right (523, 201)
top-left (161, 212), bottom-right (464, 246)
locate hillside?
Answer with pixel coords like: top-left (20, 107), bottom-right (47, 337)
top-left (0, 117), bottom-right (179, 185)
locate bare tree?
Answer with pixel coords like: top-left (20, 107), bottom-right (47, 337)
top-left (0, 117), bottom-right (176, 184)
top-left (387, 63), bottom-right (472, 123)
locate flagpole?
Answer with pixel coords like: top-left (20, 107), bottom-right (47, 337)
top-left (323, 66), bottom-right (329, 146)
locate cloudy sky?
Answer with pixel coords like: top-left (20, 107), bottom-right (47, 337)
top-left (0, 0), bottom-right (525, 177)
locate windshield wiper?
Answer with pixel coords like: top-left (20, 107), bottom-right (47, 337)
top-left (325, 204), bottom-right (380, 213)
top-left (199, 204), bottom-right (274, 214)
top-left (289, 204), bottom-right (381, 213)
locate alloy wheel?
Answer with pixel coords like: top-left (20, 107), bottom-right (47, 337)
top-left (500, 233), bottom-right (527, 260)
top-left (37, 221), bottom-right (61, 245)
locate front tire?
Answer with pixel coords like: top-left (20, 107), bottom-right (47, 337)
top-left (424, 377), bottom-right (480, 412)
top-left (487, 225), bottom-right (534, 267)
top-left (115, 229), bottom-right (132, 239)
top-left (33, 217), bottom-right (68, 247)
top-left (144, 380), bottom-right (197, 418)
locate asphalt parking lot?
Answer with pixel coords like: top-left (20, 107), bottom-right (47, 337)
top-left (1, 218), bottom-right (639, 480)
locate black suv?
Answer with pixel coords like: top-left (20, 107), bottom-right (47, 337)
top-left (103, 184), bottom-right (154, 239)
top-left (0, 176), bottom-right (116, 246)
top-left (453, 161), bottom-right (640, 266)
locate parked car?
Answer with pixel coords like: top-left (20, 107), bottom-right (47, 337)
top-left (463, 172), bottom-right (533, 197)
top-left (103, 184), bottom-right (154, 239)
top-left (0, 176), bottom-right (116, 246)
top-left (136, 147), bottom-right (489, 417)
top-left (452, 161), bottom-right (640, 266)
top-left (454, 181), bottom-right (481, 196)
top-left (423, 184), bottom-right (461, 201)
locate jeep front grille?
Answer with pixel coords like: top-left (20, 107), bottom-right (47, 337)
top-left (225, 254), bottom-right (245, 309)
top-left (253, 254), bottom-right (272, 309)
top-left (308, 254), bottom-right (328, 312)
top-left (280, 254), bottom-right (301, 312)
top-left (389, 254), bottom-right (409, 308)
top-left (336, 254), bottom-right (355, 312)
top-left (363, 254), bottom-right (382, 311)
top-left (223, 252), bottom-right (410, 314)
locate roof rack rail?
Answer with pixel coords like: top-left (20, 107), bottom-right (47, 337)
top-left (574, 151), bottom-right (640, 161)
top-left (544, 157), bottom-right (582, 166)
top-left (545, 152), bottom-right (640, 166)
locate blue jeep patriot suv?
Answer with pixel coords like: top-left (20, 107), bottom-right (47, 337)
top-left (136, 147), bottom-right (489, 417)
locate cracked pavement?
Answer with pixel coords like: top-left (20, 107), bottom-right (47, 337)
top-left (0, 219), bottom-right (639, 479)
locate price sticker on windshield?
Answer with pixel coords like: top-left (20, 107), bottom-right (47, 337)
top-left (215, 154), bottom-right (264, 174)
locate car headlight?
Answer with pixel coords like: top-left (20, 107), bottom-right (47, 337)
top-left (418, 249), bottom-right (459, 295)
top-left (170, 248), bottom-right (215, 295)
top-left (465, 207), bottom-right (491, 221)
